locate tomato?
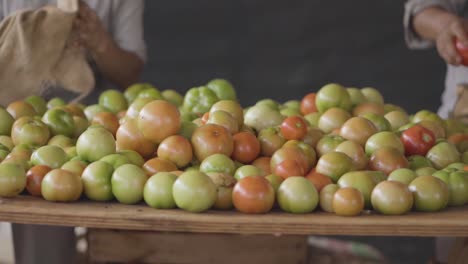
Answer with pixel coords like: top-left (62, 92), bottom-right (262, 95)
top-left (302, 127), bottom-right (324, 148)
top-left (191, 124), bottom-right (234, 161)
top-left (258, 127), bottom-right (286, 157)
top-left (318, 108), bottom-right (351, 134)
top-left (316, 134), bottom-right (346, 157)
top-left (339, 117), bottom-right (378, 146)
top-left (92, 112), bottom-right (119, 137)
top-left (280, 115), bottom-right (308, 140)
top-left (116, 119), bottom-right (156, 159)
top-left (455, 38), bottom-right (468, 65)
top-left (7, 101), bottom-right (36, 119)
top-left (41, 169), bottom-right (83, 202)
top-left (270, 146), bottom-right (308, 174)
top-left (26, 165), bottom-right (51, 197)
top-left (319, 184), bottom-right (339, 212)
top-left (274, 159), bottom-right (306, 179)
top-left (300, 93), bottom-right (317, 115)
top-left (231, 132), bottom-right (261, 164)
top-left (305, 168), bottom-right (332, 192)
top-left (201, 112), bottom-right (210, 125)
top-left (335, 140), bottom-right (368, 170)
top-left (315, 151), bottom-right (353, 182)
top-left (369, 147), bottom-right (409, 175)
top-left (157, 135), bottom-right (193, 168)
top-left (332, 187), bottom-right (364, 216)
top-left (232, 176), bottom-right (275, 214)
top-left (251, 156), bottom-right (272, 175)
top-left (353, 102), bottom-right (385, 117)
top-left (138, 100), bottom-right (181, 144)
top-left (400, 124), bottom-right (436, 156)
top-left (143, 158), bottom-right (178, 177)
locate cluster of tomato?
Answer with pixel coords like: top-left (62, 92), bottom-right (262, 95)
top-left (0, 80), bottom-right (467, 216)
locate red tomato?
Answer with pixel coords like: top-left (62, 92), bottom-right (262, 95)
top-left (455, 38), bottom-right (468, 66)
top-left (274, 159), bottom-right (305, 179)
top-left (232, 132), bottom-right (261, 164)
top-left (232, 176), bottom-right (275, 214)
top-left (401, 125), bottom-right (436, 156)
top-left (251, 156), bottom-right (272, 175)
top-left (300, 93), bottom-right (317, 115)
top-left (280, 115), bottom-right (308, 140)
top-left (306, 168), bottom-right (332, 192)
top-left (26, 165), bottom-right (52, 197)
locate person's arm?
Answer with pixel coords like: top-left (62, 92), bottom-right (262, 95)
top-left (413, 7), bottom-right (468, 65)
top-left (74, 1), bottom-right (144, 89)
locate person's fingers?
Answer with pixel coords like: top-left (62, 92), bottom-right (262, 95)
top-left (451, 21), bottom-right (468, 45)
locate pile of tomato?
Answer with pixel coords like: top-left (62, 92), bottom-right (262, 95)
top-left (0, 79), bottom-right (467, 216)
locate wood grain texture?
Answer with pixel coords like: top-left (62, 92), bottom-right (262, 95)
top-left (87, 229), bottom-right (308, 264)
top-left (1, 196), bottom-right (468, 237)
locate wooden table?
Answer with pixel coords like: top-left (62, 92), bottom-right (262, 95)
top-left (1, 196), bottom-right (467, 263)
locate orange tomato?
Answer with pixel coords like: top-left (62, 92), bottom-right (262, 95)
top-left (232, 176), bottom-right (275, 214)
top-left (251, 156), bottom-right (272, 175)
top-left (26, 165), bottom-right (52, 197)
top-left (143, 157), bottom-right (178, 177)
top-left (157, 135), bottom-right (193, 168)
top-left (232, 132), bottom-right (261, 164)
top-left (137, 100), bottom-right (181, 144)
top-left (300, 93), bottom-right (317, 115)
top-left (332, 187), bottom-right (364, 216)
top-left (92, 112), bottom-right (120, 137)
top-left (274, 159), bottom-right (306, 179)
top-left (116, 119), bottom-right (156, 159)
top-left (306, 169), bottom-right (332, 192)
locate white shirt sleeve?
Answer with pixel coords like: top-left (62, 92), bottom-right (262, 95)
top-left (111, 0), bottom-right (147, 63)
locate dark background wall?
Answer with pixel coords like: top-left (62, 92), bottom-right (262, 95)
top-left (140, 0), bottom-right (446, 114)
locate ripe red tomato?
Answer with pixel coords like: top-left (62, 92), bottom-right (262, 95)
top-left (455, 38), bottom-right (468, 66)
top-left (232, 132), bottom-right (261, 164)
top-left (232, 176), bottom-right (275, 214)
top-left (401, 125), bottom-right (436, 156)
top-left (280, 115), bottom-right (307, 140)
top-left (300, 93), bottom-right (317, 115)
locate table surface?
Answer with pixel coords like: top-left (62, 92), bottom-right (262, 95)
top-left (0, 196), bottom-right (467, 237)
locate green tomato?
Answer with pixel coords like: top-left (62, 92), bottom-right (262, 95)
top-left (199, 153), bottom-right (236, 175)
top-left (31, 145), bottom-right (68, 169)
top-left (388, 168), bottom-right (417, 185)
top-left (100, 153), bottom-right (131, 170)
top-left (433, 170), bottom-right (468, 206)
top-left (137, 87), bottom-right (163, 100)
top-left (277, 177), bottom-right (318, 213)
top-left (144, 172), bottom-right (177, 209)
top-left (234, 165), bottom-right (264, 181)
top-left (118, 150), bottom-right (145, 167)
top-left (99, 89), bottom-right (128, 114)
top-left (162, 89), bottom-right (184, 107)
top-left (111, 164), bottom-right (147, 204)
top-left (255, 99), bottom-right (280, 110)
top-left (361, 87), bottom-right (384, 105)
top-left (409, 175), bottom-right (449, 212)
top-left (361, 112), bottom-right (392, 132)
top-left (371, 180), bottom-right (413, 215)
top-left (11, 116), bottom-right (51, 147)
top-left (346, 87), bottom-right (367, 107)
top-left (42, 108), bottom-right (75, 137)
top-left (124, 83), bottom-right (152, 103)
top-left (76, 127), bottom-right (116, 162)
top-left (24, 96), bottom-right (47, 116)
top-left (304, 112), bottom-right (321, 127)
top-left (84, 104), bottom-right (109, 121)
top-left (81, 161), bottom-right (114, 201)
top-left (244, 104), bottom-right (284, 132)
top-left (172, 170), bottom-right (217, 212)
top-left (408, 155), bottom-right (433, 170)
top-left (315, 83), bottom-right (352, 113)
top-left (182, 86), bottom-right (219, 116)
top-left (46, 97), bottom-right (66, 110)
top-left (426, 142), bottom-right (460, 170)
top-left (338, 171), bottom-right (377, 208)
top-left (415, 167), bottom-right (437, 177)
top-left (0, 163), bottom-right (26, 197)
top-left (206, 78), bottom-right (237, 101)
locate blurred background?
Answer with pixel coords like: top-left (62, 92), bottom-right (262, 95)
top-left (0, 0), bottom-right (446, 263)
top-left (140, 0), bottom-right (445, 114)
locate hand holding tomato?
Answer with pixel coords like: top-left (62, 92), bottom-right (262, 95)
top-left (435, 17), bottom-right (468, 65)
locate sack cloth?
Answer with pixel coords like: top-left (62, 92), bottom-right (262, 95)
top-left (451, 83), bottom-right (468, 124)
top-left (0, 6), bottom-right (94, 106)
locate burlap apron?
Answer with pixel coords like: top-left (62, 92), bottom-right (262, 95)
top-left (0, 6), bottom-right (94, 107)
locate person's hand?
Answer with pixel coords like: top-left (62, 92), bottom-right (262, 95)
top-left (435, 17), bottom-right (468, 65)
top-left (74, 1), bottom-right (114, 55)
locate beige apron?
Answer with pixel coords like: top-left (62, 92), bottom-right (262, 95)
top-left (0, 6), bottom-right (94, 107)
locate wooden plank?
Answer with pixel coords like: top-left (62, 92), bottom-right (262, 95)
top-left (1, 196), bottom-right (468, 237)
top-left (87, 229), bottom-right (308, 264)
